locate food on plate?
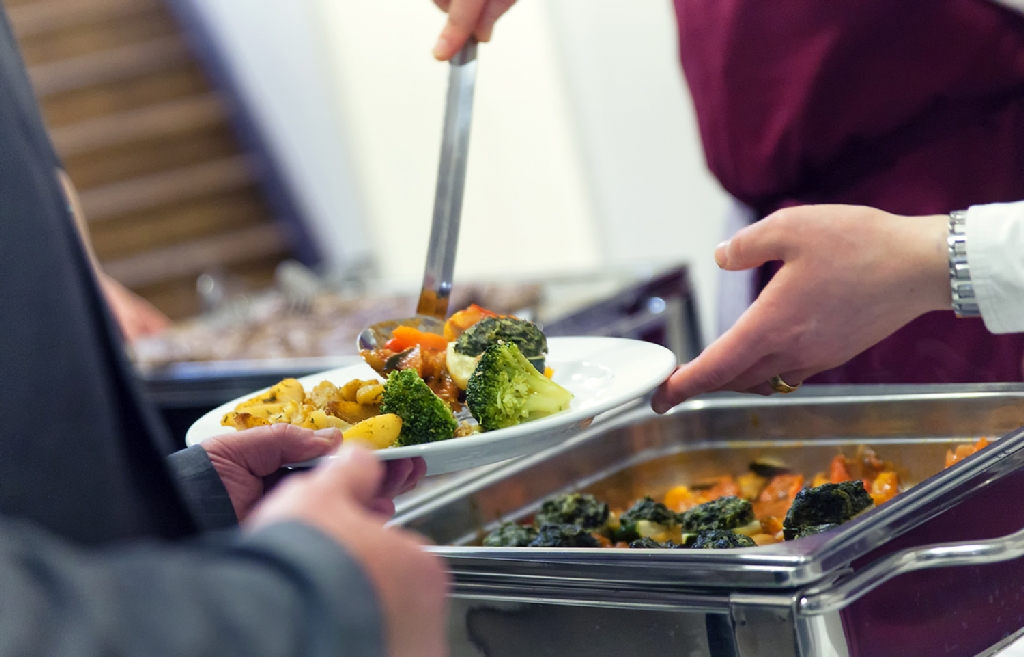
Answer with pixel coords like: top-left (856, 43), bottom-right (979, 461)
top-left (379, 369), bottom-right (459, 446)
top-left (219, 304), bottom-right (574, 449)
top-left (465, 342), bottom-right (573, 431)
top-left (363, 305), bottom-right (572, 433)
top-left (444, 303), bottom-right (499, 341)
top-left (342, 413), bottom-right (403, 450)
top-left (481, 438), bottom-right (992, 549)
top-left (219, 372), bottom-right (450, 450)
top-left (454, 316), bottom-right (548, 373)
top-left (222, 376), bottom-right (378, 431)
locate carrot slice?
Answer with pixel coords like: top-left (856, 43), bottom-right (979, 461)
top-left (443, 304), bottom-right (499, 341)
top-left (385, 326), bottom-right (449, 353)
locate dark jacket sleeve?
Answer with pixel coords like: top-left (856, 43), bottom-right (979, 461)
top-left (167, 445), bottom-right (239, 531)
top-left (0, 519), bottom-right (384, 657)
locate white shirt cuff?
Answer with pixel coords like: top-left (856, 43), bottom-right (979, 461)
top-left (966, 201), bottom-right (1024, 334)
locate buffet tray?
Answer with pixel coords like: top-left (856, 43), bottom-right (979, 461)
top-left (394, 384), bottom-right (1024, 657)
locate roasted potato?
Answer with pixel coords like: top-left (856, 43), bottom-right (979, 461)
top-left (343, 414), bottom-right (402, 450)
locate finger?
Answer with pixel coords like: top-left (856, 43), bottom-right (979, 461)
top-left (207, 425), bottom-right (341, 478)
top-left (739, 382), bottom-right (778, 396)
top-left (651, 314), bottom-right (776, 411)
top-left (378, 459), bottom-right (414, 501)
top-left (367, 498), bottom-right (397, 518)
top-left (434, 0), bottom-right (452, 10)
top-left (398, 457), bottom-right (428, 495)
top-left (474, 0), bottom-right (516, 42)
top-left (716, 213), bottom-right (792, 271)
top-left (315, 445), bottom-right (384, 508)
top-left (434, 0), bottom-right (486, 60)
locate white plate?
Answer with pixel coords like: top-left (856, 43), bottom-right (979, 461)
top-left (185, 337), bottom-right (677, 475)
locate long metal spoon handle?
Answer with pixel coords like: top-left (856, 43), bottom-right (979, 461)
top-left (416, 39), bottom-right (478, 320)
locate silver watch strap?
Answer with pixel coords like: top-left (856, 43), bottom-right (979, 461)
top-left (949, 209), bottom-right (981, 318)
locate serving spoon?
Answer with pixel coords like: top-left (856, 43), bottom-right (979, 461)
top-left (357, 40), bottom-right (479, 351)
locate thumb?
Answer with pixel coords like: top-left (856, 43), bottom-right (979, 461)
top-left (314, 445), bottom-right (385, 509)
top-left (434, 0), bottom-right (486, 60)
top-left (205, 424), bottom-right (341, 478)
top-left (715, 212), bottom-right (791, 271)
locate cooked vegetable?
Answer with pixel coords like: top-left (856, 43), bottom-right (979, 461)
top-left (946, 437), bottom-right (989, 468)
top-left (692, 531), bottom-right (757, 549)
top-left (528, 524), bottom-right (601, 548)
top-left (444, 304), bottom-right (498, 341)
top-left (869, 471), bottom-right (901, 506)
top-left (456, 316), bottom-right (548, 372)
top-left (534, 493), bottom-right (609, 531)
top-left (379, 369), bottom-right (458, 446)
top-left (790, 524), bottom-right (839, 540)
top-left (222, 378), bottom-right (379, 432)
top-left (483, 522), bottom-right (537, 547)
top-left (614, 496), bottom-right (680, 542)
top-left (680, 496), bottom-right (755, 533)
top-left (465, 342), bottom-right (573, 431)
top-left (620, 496), bottom-right (678, 526)
top-left (343, 413), bottom-right (403, 450)
top-left (782, 481), bottom-right (873, 540)
top-left (754, 474), bottom-right (805, 519)
top-left (628, 537), bottom-right (689, 549)
top-left (384, 326), bottom-right (449, 353)
top-left (749, 457), bottom-right (791, 478)
top-left (445, 341), bottom-right (480, 390)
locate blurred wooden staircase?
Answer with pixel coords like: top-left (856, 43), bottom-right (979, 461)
top-left (3, 0), bottom-right (300, 319)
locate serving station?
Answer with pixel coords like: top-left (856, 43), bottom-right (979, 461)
top-left (395, 384), bottom-right (1024, 657)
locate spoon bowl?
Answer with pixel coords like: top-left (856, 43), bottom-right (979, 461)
top-left (357, 315), bottom-right (445, 352)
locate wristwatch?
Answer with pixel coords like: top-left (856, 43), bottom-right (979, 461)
top-left (948, 209), bottom-right (981, 318)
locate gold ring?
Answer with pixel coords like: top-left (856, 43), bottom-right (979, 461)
top-left (769, 375), bottom-right (800, 394)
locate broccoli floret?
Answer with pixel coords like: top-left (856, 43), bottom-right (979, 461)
top-left (456, 317), bottom-right (548, 372)
top-left (788, 524), bottom-right (840, 541)
top-left (614, 496), bottom-right (680, 542)
top-left (783, 481), bottom-right (873, 539)
top-left (379, 369), bottom-right (458, 446)
top-left (679, 496), bottom-right (755, 533)
top-left (483, 522), bottom-right (537, 547)
top-left (465, 342), bottom-right (574, 431)
top-left (628, 537), bottom-right (688, 549)
top-left (534, 493), bottom-right (609, 531)
top-left (620, 496), bottom-right (678, 526)
top-left (692, 530), bottom-right (757, 549)
top-left (528, 524), bottom-right (601, 548)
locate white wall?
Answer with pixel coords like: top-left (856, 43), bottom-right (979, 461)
top-left (180, 0), bottom-right (371, 272)
top-left (190, 0), bottom-right (729, 341)
top-left (316, 0), bottom-right (602, 284)
top-left (544, 0), bottom-right (730, 340)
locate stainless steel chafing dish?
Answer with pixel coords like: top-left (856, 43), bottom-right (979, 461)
top-left (394, 384), bottom-right (1024, 657)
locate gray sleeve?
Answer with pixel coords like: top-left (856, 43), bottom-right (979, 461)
top-left (0, 519), bottom-right (384, 657)
top-left (167, 445), bottom-right (239, 531)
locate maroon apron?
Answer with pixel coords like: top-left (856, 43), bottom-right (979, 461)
top-left (673, 0), bottom-right (1024, 383)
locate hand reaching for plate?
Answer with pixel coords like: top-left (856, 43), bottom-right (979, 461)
top-left (652, 205), bottom-right (950, 410)
top-left (431, 0), bottom-right (518, 60)
top-left (202, 424), bottom-right (427, 521)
